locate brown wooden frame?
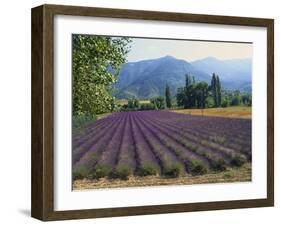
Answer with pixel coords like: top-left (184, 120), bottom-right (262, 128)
top-left (31, 4), bottom-right (274, 221)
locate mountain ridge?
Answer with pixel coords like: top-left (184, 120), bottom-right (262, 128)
top-left (114, 56), bottom-right (252, 99)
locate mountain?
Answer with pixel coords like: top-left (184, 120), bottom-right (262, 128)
top-left (114, 56), bottom-right (252, 99)
top-left (114, 56), bottom-right (211, 99)
top-left (191, 57), bottom-right (252, 90)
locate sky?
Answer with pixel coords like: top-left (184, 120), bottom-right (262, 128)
top-left (126, 37), bottom-right (252, 63)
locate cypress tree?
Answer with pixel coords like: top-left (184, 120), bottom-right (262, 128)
top-left (192, 76), bottom-right (196, 84)
top-left (185, 74), bottom-right (191, 88)
top-left (184, 74), bottom-right (191, 108)
top-left (165, 84), bottom-right (172, 108)
top-left (216, 75), bottom-right (222, 106)
top-left (211, 73), bottom-right (218, 107)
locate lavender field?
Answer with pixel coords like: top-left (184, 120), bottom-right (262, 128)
top-left (72, 111), bottom-right (251, 182)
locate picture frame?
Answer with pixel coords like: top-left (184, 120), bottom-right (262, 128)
top-left (31, 4), bottom-right (274, 221)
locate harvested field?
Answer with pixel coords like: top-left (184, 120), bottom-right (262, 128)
top-left (171, 106), bottom-right (251, 119)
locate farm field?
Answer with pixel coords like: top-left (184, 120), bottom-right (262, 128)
top-left (170, 106), bottom-right (251, 119)
top-left (73, 110), bottom-right (252, 189)
top-left (116, 99), bottom-right (151, 106)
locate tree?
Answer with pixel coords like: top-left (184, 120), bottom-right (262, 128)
top-left (151, 97), bottom-right (166, 109)
top-left (230, 90), bottom-right (242, 106)
top-left (221, 99), bottom-right (229, 108)
top-left (133, 99), bottom-right (140, 109)
top-left (176, 87), bottom-right (185, 107)
top-left (127, 98), bottom-right (139, 110)
top-left (195, 82), bottom-right (209, 109)
top-left (176, 74), bottom-right (222, 109)
top-left (183, 74), bottom-right (196, 108)
top-left (128, 99), bottom-right (135, 109)
top-left (241, 93), bottom-right (252, 106)
top-left (72, 34), bottom-right (131, 116)
top-left (211, 73), bottom-right (218, 107)
top-left (216, 75), bottom-right (222, 106)
top-left (210, 73), bottom-right (222, 107)
top-left (177, 75), bottom-right (207, 109)
top-left (185, 74), bottom-right (192, 87)
top-left (165, 84), bottom-right (172, 108)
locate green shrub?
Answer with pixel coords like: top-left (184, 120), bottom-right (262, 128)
top-left (108, 170), bottom-right (119, 179)
top-left (108, 165), bottom-right (132, 180)
top-left (221, 100), bottom-right (229, 108)
top-left (72, 114), bottom-right (97, 132)
top-left (163, 163), bottom-right (182, 178)
top-left (140, 103), bottom-right (155, 111)
top-left (210, 135), bottom-right (226, 145)
top-left (189, 145), bottom-right (198, 152)
top-left (91, 164), bottom-right (112, 179)
top-left (190, 161), bottom-right (208, 175)
top-left (230, 155), bottom-right (246, 167)
top-left (137, 164), bottom-right (158, 177)
top-left (116, 165), bottom-right (132, 180)
top-left (211, 159), bottom-right (227, 171)
top-left (73, 166), bottom-right (90, 180)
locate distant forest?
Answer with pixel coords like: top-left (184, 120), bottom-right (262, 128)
top-left (121, 74), bottom-right (251, 112)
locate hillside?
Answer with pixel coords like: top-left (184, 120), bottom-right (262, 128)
top-left (114, 56), bottom-right (210, 99)
top-left (114, 56), bottom-right (252, 99)
top-left (191, 57), bottom-right (252, 90)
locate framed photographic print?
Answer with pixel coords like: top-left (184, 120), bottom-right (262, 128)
top-left (31, 4), bottom-right (274, 221)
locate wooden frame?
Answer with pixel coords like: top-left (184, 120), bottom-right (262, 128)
top-left (31, 4), bottom-right (274, 221)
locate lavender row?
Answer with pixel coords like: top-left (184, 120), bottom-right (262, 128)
top-left (73, 110), bottom-right (251, 180)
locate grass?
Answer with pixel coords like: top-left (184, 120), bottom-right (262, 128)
top-left (139, 100), bottom-right (151, 104)
top-left (73, 163), bottom-right (252, 190)
top-left (73, 113), bottom-right (113, 137)
top-left (116, 99), bottom-right (128, 106)
top-left (170, 106), bottom-right (251, 119)
top-left (72, 114), bottom-right (97, 134)
top-left (116, 99), bottom-right (151, 106)
top-left (96, 112), bottom-right (113, 120)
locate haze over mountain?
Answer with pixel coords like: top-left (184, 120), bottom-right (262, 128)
top-left (191, 57), bottom-right (252, 91)
top-left (114, 55), bottom-right (252, 99)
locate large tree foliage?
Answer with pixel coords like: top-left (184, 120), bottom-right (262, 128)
top-left (221, 90), bottom-right (251, 107)
top-left (195, 82), bottom-right (209, 108)
top-left (176, 74), bottom-right (199, 108)
top-left (184, 74), bottom-right (196, 108)
top-left (72, 35), bottom-right (131, 116)
top-left (177, 74), bottom-right (218, 109)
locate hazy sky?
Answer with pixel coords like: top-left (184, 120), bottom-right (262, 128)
top-left (126, 38), bottom-right (252, 62)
